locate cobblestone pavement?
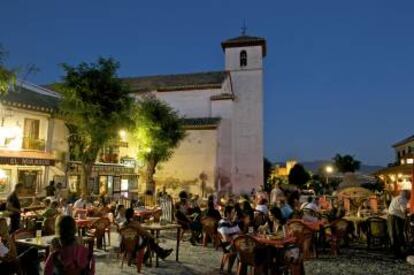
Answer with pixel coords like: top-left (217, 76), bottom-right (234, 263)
top-left (56, 231), bottom-right (414, 275)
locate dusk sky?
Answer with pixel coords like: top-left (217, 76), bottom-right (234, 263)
top-left (1, 0), bottom-right (413, 166)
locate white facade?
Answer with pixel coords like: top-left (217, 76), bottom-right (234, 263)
top-left (0, 83), bottom-right (68, 198)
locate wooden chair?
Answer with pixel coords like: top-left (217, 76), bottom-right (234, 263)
top-left (366, 216), bottom-right (389, 250)
top-left (87, 217), bottom-right (111, 250)
top-left (287, 220), bottom-right (315, 260)
top-left (233, 235), bottom-right (266, 275)
top-left (277, 244), bottom-right (305, 275)
top-left (200, 216), bottom-right (220, 249)
top-left (327, 219), bottom-right (349, 256)
top-left (119, 226), bottom-right (147, 273)
top-left (42, 215), bottom-right (57, 236)
top-left (152, 209), bottom-right (162, 223)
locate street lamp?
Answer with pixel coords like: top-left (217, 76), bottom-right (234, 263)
top-left (325, 165), bottom-right (334, 185)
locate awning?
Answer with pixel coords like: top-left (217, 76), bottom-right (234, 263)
top-left (0, 150), bottom-right (56, 166)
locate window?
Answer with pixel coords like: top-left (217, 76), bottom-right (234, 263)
top-left (240, 50), bottom-right (247, 67)
top-left (23, 118), bottom-right (44, 150)
top-left (24, 118), bottom-right (40, 140)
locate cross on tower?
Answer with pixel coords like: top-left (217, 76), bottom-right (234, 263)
top-left (241, 20), bottom-right (247, 35)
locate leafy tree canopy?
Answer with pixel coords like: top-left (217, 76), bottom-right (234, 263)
top-left (0, 46), bottom-right (16, 94)
top-left (55, 58), bottom-right (134, 194)
top-left (288, 163), bottom-right (311, 189)
top-left (333, 154), bottom-right (361, 173)
top-left (132, 95), bottom-right (186, 192)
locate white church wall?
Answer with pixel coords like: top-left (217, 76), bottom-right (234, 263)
top-left (211, 99), bottom-right (233, 193)
top-left (156, 88), bottom-right (223, 118)
top-left (152, 129), bottom-right (217, 197)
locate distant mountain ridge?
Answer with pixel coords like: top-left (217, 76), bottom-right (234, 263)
top-left (298, 160), bottom-right (383, 174)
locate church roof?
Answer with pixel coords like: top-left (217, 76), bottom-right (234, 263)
top-left (1, 83), bottom-right (60, 113)
top-left (221, 35), bottom-right (267, 57)
top-left (182, 117), bottom-right (221, 129)
top-left (123, 71), bottom-right (228, 93)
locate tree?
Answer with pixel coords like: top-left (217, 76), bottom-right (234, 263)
top-left (133, 95), bottom-right (186, 193)
top-left (0, 46), bottom-right (15, 94)
top-left (263, 157), bottom-right (273, 193)
top-left (55, 58), bottom-right (134, 195)
top-left (333, 154), bottom-right (361, 173)
top-left (288, 163), bottom-right (311, 189)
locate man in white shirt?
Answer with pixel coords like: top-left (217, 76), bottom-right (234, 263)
top-left (388, 189), bottom-right (410, 258)
top-left (270, 183), bottom-right (285, 205)
top-left (73, 194), bottom-right (89, 209)
top-left (301, 197), bottom-right (320, 222)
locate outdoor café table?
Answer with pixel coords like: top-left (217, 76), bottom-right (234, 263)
top-left (15, 235), bottom-right (55, 260)
top-left (141, 222), bottom-right (181, 267)
top-left (75, 217), bottom-right (100, 237)
top-left (252, 235), bottom-right (297, 273)
top-left (134, 207), bottom-right (160, 221)
top-left (252, 235), bottom-right (296, 248)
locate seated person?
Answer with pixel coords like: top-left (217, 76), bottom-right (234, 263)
top-left (301, 196), bottom-right (320, 222)
top-left (269, 206), bottom-right (288, 236)
top-left (278, 199), bottom-right (293, 221)
top-left (217, 205), bottom-right (241, 270)
top-left (121, 208), bottom-right (173, 262)
top-left (217, 205), bottom-right (240, 272)
top-left (255, 198), bottom-right (269, 215)
top-left (96, 201), bottom-right (110, 217)
top-left (73, 194), bottom-right (89, 209)
top-left (218, 205), bottom-right (241, 244)
top-left (45, 216), bottom-right (94, 275)
top-left (60, 198), bottom-right (73, 217)
top-left (43, 200), bottom-right (59, 218)
top-left (175, 193), bottom-right (202, 245)
top-left (115, 204), bottom-right (126, 225)
top-left (43, 198), bottom-right (51, 209)
top-left (0, 218), bottom-right (17, 274)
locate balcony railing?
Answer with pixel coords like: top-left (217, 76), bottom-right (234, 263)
top-left (22, 137), bottom-right (46, 151)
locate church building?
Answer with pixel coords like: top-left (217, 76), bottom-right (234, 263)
top-left (121, 34), bottom-right (266, 196)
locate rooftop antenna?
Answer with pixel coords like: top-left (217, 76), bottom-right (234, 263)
top-left (241, 19), bottom-right (247, 35)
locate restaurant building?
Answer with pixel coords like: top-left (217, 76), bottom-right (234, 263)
top-left (0, 81), bottom-right (67, 198)
top-left (374, 134), bottom-right (414, 193)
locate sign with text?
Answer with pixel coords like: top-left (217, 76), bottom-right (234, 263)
top-left (0, 157), bottom-right (55, 166)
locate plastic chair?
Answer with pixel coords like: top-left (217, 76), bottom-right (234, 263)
top-left (200, 216), bottom-right (220, 249)
top-left (366, 216), bottom-right (389, 250)
top-left (287, 220), bottom-right (316, 260)
top-left (327, 219), bottom-right (349, 256)
top-left (87, 217), bottom-right (111, 250)
top-left (233, 235), bottom-right (266, 275)
top-left (119, 226), bottom-right (147, 273)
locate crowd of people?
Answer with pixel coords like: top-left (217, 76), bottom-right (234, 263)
top-left (0, 178), bottom-right (412, 274)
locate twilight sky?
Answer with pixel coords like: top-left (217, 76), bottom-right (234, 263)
top-left (1, 0), bottom-right (413, 166)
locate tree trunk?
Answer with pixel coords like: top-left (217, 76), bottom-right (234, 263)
top-left (81, 162), bottom-right (93, 196)
top-left (145, 159), bottom-right (156, 194)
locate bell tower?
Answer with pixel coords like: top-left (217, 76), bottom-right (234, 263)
top-left (221, 34), bottom-right (266, 194)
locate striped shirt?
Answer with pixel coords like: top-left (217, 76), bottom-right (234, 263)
top-left (217, 218), bottom-right (241, 237)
